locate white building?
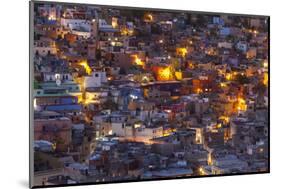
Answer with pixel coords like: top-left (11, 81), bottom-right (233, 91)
top-left (43, 73), bottom-right (73, 82)
top-left (84, 71), bottom-right (107, 88)
top-left (211, 155), bottom-right (248, 174)
top-left (71, 30), bottom-right (91, 39)
top-left (34, 38), bottom-right (57, 56)
top-left (112, 123), bottom-right (163, 142)
top-left (60, 18), bottom-right (91, 31)
top-left (218, 42), bottom-right (232, 49)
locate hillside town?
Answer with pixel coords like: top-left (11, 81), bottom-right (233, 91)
top-left (32, 2), bottom-right (269, 187)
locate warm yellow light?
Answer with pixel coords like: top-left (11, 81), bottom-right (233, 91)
top-left (208, 153), bottom-right (212, 165)
top-left (161, 67), bottom-right (171, 78)
top-left (238, 98), bottom-right (245, 104)
top-left (134, 123), bottom-right (141, 128)
top-left (176, 47), bottom-right (188, 57)
top-left (84, 98), bottom-right (100, 105)
top-left (131, 55), bottom-right (145, 68)
top-left (225, 73), bottom-right (232, 81)
top-left (142, 76), bottom-right (149, 82)
top-left (199, 167), bottom-right (205, 175)
top-left (220, 82), bottom-right (227, 87)
top-left (135, 58), bottom-right (143, 65)
top-left (237, 97), bottom-right (247, 111)
top-left (77, 95), bottom-right (83, 103)
top-left (33, 99), bottom-right (37, 109)
top-left (52, 143), bottom-right (56, 150)
top-left (48, 15), bottom-right (56, 20)
top-left (263, 61), bottom-right (268, 68)
top-left (164, 109), bottom-right (172, 113)
top-left (219, 116), bottom-right (230, 123)
top-left (175, 71), bottom-right (183, 80)
top-left (196, 88), bottom-right (203, 94)
top-left (163, 133), bottom-right (170, 137)
top-left (157, 66), bottom-right (174, 81)
top-left (144, 14), bottom-right (153, 22)
top-left (79, 61), bottom-right (92, 75)
top-left (121, 28), bottom-right (134, 36)
top-left (263, 72), bottom-right (268, 86)
top-left (112, 18), bottom-right (118, 28)
top-left (188, 63), bottom-right (194, 69)
top-left (121, 28), bottom-right (128, 35)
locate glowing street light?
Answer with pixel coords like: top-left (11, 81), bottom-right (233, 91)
top-left (131, 55), bottom-right (145, 68)
top-left (144, 13), bottom-right (153, 22)
top-left (263, 61), bottom-right (268, 68)
top-left (48, 15), bottom-right (56, 21)
top-left (225, 73), bottom-right (232, 81)
top-left (79, 61), bottom-right (92, 75)
top-left (237, 97), bottom-right (247, 112)
top-left (176, 47), bottom-right (188, 57)
top-left (263, 72), bottom-right (268, 86)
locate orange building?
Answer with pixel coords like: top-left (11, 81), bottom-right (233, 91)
top-left (152, 65), bottom-right (174, 81)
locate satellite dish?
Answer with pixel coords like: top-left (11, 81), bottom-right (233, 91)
top-left (56, 79), bottom-right (61, 86)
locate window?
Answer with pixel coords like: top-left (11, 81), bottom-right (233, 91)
top-left (95, 73), bottom-right (99, 77)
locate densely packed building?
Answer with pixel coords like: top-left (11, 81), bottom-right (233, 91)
top-left (32, 2), bottom-right (269, 186)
